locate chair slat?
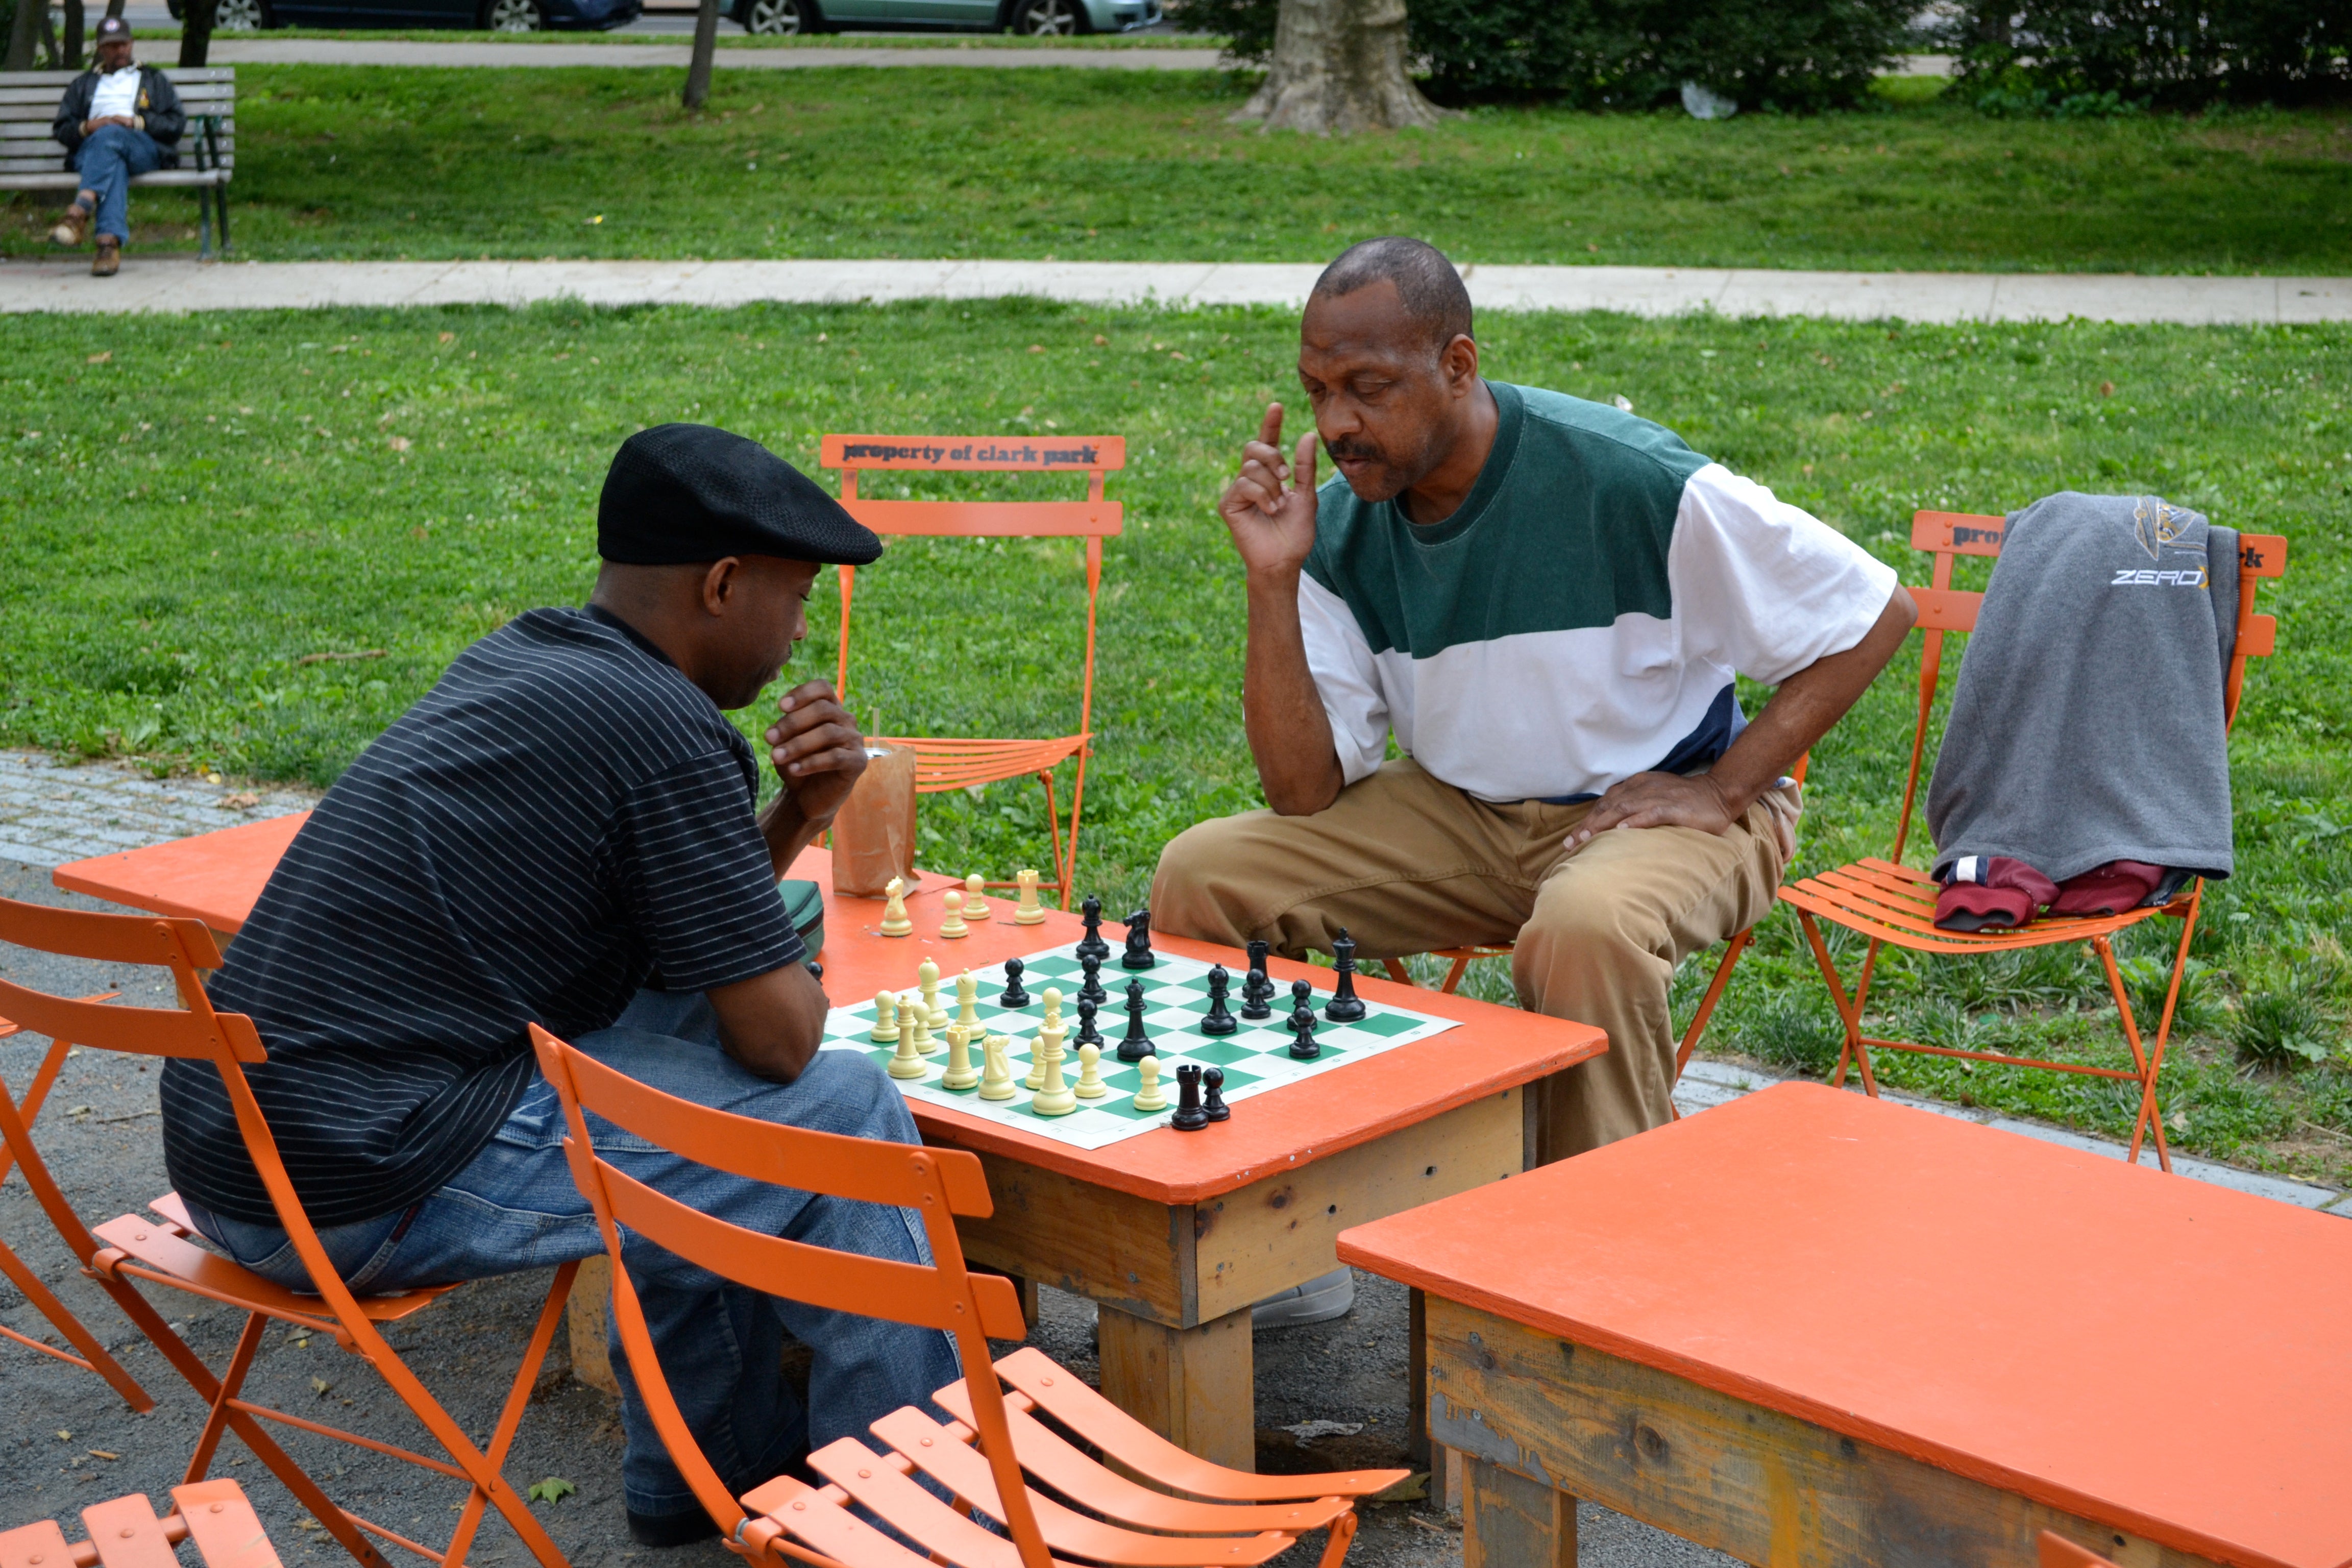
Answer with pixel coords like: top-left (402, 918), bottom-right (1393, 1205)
top-left (0, 1520), bottom-right (76, 1568)
top-left (172, 1480), bottom-right (288, 1568)
top-left (807, 1439), bottom-right (1038, 1568)
top-left (2237, 533), bottom-right (2286, 578)
top-left (91, 1212), bottom-right (452, 1325)
top-left (747, 1476), bottom-right (940, 1568)
top-left (1908, 585), bottom-right (1980, 633)
top-left (823, 433), bottom-right (1125, 474)
top-left (847, 499), bottom-right (1120, 540)
top-left (1909, 509), bottom-right (2006, 555)
top-left (79, 1494), bottom-right (181, 1568)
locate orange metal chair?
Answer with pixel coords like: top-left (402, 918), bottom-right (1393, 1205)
top-left (2038, 1531), bottom-right (2123, 1568)
top-left (531, 1021), bottom-right (1407, 1568)
top-left (1702, 511), bottom-right (2286, 1173)
top-left (2, 1479), bottom-right (288, 1568)
top-left (822, 433), bottom-right (1124, 908)
top-left (0, 893), bottom-right (577, 1568)
top-left (0, 986), bottom-right (155, 1409)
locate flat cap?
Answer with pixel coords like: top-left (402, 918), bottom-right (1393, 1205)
top-left (597, 424), bottom-right (881, 567)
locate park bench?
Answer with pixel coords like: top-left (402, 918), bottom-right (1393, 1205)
top-left (0, 66), bottom-right (233, 258)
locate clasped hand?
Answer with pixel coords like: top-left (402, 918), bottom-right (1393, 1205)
top-left (763, 678), bottom-right (866, 830)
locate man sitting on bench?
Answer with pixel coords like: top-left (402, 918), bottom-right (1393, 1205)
top-left (160, 425), bottom-right (958, 1547)
top-left (47, 16), bottom-right (184, 277)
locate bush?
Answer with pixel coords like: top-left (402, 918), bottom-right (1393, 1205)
top-left (1939, 1), bottom-right (2351, 107)
top-left (1168, 0), bottom-right (1915, 111)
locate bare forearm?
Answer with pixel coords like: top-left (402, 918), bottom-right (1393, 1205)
top-left (1709, 585), bottom-right (1918, 813)
top-left (708, 961), bottom-right (827, 1082)
top-left (1242, 569), bottom-right (1344, 816)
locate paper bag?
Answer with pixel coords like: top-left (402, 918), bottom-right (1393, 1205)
top-left (831, 743), bottom-right (917, 897)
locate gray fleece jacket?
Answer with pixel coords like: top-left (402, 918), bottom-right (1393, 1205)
top-left (1926, 492), bottom-right (2237, 885)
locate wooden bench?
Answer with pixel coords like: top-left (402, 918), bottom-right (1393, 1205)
top-left (0, 66), bottom-right (234, 257)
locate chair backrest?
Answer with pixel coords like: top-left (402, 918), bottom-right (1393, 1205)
top-left (0, 69), bottom-right (238, 183)
top-left (529, 1024), bottom-right (1050, 1567)
top-left (1887, 509), bottom-right (2287, 865)
top-left (820, 433), bottom-right (1124, 735)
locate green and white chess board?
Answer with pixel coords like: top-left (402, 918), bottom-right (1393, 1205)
top-left (820, 945), bottom-right (1461, 1150)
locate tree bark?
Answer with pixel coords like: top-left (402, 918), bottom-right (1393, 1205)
top-left (5, 0), bottom-right (45, 71)
top-left (1233, 0), bottom-right (1446, 135)
top-left (62, 0), bottom-right (82, 68)
top-left (179, 0), bottom-right (219, 68)
top-left (681, 0), bottom-right (720, 110)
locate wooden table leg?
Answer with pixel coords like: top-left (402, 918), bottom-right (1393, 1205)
top-left (1462, 1456), bottom-right (1576, 1568)
top-left (568, 1255), bottom-right (619, 1396)
top-left (1095, 1303), bottom-right (1255, 1473)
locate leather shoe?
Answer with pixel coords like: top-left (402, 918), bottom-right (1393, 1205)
top-left (91, 238), bottom-right (120, 277)
top-left (50, 206), bottom-right (89, 247)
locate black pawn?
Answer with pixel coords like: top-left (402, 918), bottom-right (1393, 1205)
top-left (1075, 895), bottom-right (1110, 964)
top-left (1117, 977), bottom-right (1156, 1063)
top-left (1201, 1066), bottom-right (1230, 1122)
top-left (1121, 908), bottom-right (1157, 970)
top-left (998, 957), bottom-right (1030, 1009)
top-left (1074, 996), bottom-right (1104, 1050)
top-left (1170, 1063), bottom-right (1209, 1132)
top-left (1199, 965), bottom-right (1238, 1036)
top-left (1288, 1003), bottom-right (1320, 1061)
top-left (1325, 929), bottom-right (1367, 1024)
top-left (1078, 952), bottom-right (1108, 1009)
top-left (1240, 965), bottom-right (1272, 1021)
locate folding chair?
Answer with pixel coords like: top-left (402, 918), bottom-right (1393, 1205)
top-left (531, 1021), bottom-right (1407, 1568)
top-left (2038, 1531), bottom-right (2123, 1568)
top-left (0, 893), bottom-right (577, 1568)
top-left (1698, 511), bottom-right (2286, 1173)
top-left (823, 433), bottom-right (1124, 909)
top-left (1, 986), bottom-right (155, 1409)
top-left (2, 1480), bottom-right (287, 1568)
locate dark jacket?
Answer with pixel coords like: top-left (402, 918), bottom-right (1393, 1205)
top-left (52, 65), bottom-right (185, 170)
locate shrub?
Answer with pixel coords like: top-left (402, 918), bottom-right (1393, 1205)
top-left (1938, 1), bottom-right (2351, 107)
top-left (1168, 0), bottom-right (1915, 111)
top-left (2231, 989), bottom-right (2334, 1067)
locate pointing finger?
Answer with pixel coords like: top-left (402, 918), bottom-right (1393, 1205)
top-left (1292, 430), bottom-right (1317, 497)
top-left (1257, 402), bottom-right (1284, 451)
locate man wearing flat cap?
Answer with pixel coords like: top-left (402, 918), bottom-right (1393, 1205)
top-left (161, 425), bottom-right (953, 1547)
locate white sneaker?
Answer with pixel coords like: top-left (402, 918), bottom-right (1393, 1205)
top-left (1251, 1266), bottom-right (1355, 1329)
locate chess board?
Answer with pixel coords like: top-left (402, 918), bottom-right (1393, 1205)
top-left (820, 945), bottom-right (1461, 1150)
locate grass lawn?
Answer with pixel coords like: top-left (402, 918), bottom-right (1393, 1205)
top-left (4, 301), bottom-right (2349, 1185)
top-left (5, 67), bottom-right (2349, 272)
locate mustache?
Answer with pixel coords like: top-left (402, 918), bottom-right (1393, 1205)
top-left (1324, 436), bottom-right (1385, 463)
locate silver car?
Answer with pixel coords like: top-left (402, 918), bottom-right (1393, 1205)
top-left (732, 0), bottom-right (1160, 34)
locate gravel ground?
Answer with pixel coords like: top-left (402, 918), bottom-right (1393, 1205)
top-left (0, 856), bottom-right (1732, 1567)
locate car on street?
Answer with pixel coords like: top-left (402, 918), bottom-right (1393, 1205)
top-left (169, 0), bottom-right (642, 31)
top-left (730, 0), bottom-right (1161, 34)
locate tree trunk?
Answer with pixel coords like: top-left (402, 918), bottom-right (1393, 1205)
top-left (5, 0), bottom-right (45, 71)
top-left (1233, 0), bottom-right (1445, 135)
top-left (61, 0), bottom-right (82, 68)
top-left (179, 0), bottom-right (219, 68)
top-left (681, 0), bottom-right (719, 110)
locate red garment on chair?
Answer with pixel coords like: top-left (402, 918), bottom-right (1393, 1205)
top-left (2050, 860), bottom-right (2168, 917)
top-left (1934, 855), bottom-right (2058, 932)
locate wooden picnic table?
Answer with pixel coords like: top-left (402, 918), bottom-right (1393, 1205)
top-left (1337, 1080), bottom-right (2352, 1568)
top-left (56, 819), bottom-right (1605, 1471)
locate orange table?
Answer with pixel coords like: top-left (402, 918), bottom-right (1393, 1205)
top-left (1337, 1082), bottom-right (2352, 1568)
top-left (57, 821), bottom-right (1606, 1471)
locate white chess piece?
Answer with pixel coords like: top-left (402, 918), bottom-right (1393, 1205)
top-left (942, 1024), bottom-right (981, 1090)
top-left (1132, 1055), bottom-right (1168, 1113)
top-left (868, 991), bottom-right (898, 1044)
top-left (962, 873), bottom-right (992, 921)
top-left (955, 971), bottom-right (980, 1038)
top-left (919, 960), bottom-right (947, 1031)
top-left (977, 1035), bottom-right (1016, 1101)
top-left (1074, 1042), bottom-right (1106, 1100)
top-left (1032, 1025), bottom-right (1077, 1117)
top-left (939, 889), bottom-right (969, 940)
top-left (880, 875), bottom-right (912, 937)
top-left (886, 1015), bottom-right (926, 1081)
top-left (905, 1001), bottom-right (934, 1059)
top-left (1023, 988), bottom-right (1063, 1090)
top-left (1013, 868), bottom-right (1046, 926)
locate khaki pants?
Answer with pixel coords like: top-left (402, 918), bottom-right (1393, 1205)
top-left (1149, 758), bottom-right (1793, 1163)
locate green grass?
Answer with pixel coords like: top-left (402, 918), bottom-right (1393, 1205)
top-left (4, 301), bottom-right (2349, 1183)
top-left (6, 66), bottom-right (2349, 271)
top-left (128, 26), bottom-right (1215, 43)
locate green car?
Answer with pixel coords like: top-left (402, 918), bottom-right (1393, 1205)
top-left (731, 0), bottom-right (1161, 34)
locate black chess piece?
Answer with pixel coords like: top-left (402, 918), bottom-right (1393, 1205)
top-left (1121, 908), bottom-right (1157, 970)
top-left (1116, 977), bottom-right (1156, 1063)
top-left (1201, 1065), bottom-right (1230, 1122)
top-left (1075, 895), bottom-right (1110, 964)
top-left (998, 957), bottom-right (1030, 1009)
top-left (1288, 980), bottom-right (1321, 1060)
top-left (1324, 929), bottom-right (1367, 1024)
top-left (1074, 996), bottom-right (1104, 1050)
top-left (1240, 965), bottom-right (1272, 1021)
top-left (1077, 952), bottom-right (1108, 1009)
top-left (1199, 965), bottom-right (1238, 1036)
top-left (1245, 940), bottom-right (1270, 995)
top-left (1170, 1063), bottom-right (1209, 1132)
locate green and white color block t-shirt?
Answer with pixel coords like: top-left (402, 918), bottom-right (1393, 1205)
top-left (1298, 382), bottom-right (1897, 804)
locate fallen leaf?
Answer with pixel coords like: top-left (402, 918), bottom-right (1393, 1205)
top-left (310, 1377), bottom-right (331, 1394)
top-left (1027, 344), bottom-right (1046, 354)
top-left (87, 351), bottom-right (111, 364)
top-left (88, 1450), bottom-right (119, 1461)
top-left (223, 792), bottom-right (261, 810)
top-left (527, 1478), bottom-right (577, 1505)
top-left (389, 435), bottom-right (412, 452)
top-left (56, 1431), bottom-right (71, 1441)
top-left (438, 331), bottom-right (456, 344)
top-left (2100, 380), bottom-right (2116, 396)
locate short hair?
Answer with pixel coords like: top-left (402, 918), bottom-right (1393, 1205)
top-left (1308, 237), bottom-right (1473, 353)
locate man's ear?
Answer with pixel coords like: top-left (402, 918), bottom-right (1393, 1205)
top-left (1442, 334), bottom-right (1480, 395)
top-left (700, 556), bottom-right (743, 617)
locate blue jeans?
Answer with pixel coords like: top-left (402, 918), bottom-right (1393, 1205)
top-left (183, 991), bottom-right (961, 1518)
top-left (70, 124), bottom-right (163, 243)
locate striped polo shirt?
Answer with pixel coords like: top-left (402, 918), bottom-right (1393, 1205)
top-left (161, 606), bottom-right (804, 1229)
top-left (1299, 381), bottom-right (1897, 803)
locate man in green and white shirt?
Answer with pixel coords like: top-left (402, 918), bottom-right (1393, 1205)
top-left (1154, 237), bottom-right (1913, 1168)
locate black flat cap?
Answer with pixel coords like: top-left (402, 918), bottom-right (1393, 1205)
top-left (597, 424), bottom-right (881, 567)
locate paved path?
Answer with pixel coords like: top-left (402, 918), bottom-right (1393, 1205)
top-left (204, 37), bottom-right (1225, 67)
top-left (9, 255), bottom-right (2350, 323)
top-left (0, 750), bottom-right (314, 868)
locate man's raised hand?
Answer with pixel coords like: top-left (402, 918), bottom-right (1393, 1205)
top-left (1218, 403), bottom-right (1321, 579)
top-left (764, 678), bottom-right (867, 830)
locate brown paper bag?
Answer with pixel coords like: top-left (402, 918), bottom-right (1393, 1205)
top-left (831, 743), bottom-right (918, 897)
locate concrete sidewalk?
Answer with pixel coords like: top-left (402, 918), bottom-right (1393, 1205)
top-left (204, 36), bottom-right (1225, 67)
top-left (8, 255), bottom-right (2351, 322)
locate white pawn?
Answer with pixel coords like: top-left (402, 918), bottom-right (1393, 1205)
top-left (886, 1016), bottom-right (926, 1081)
top-left (1013, 868), bottom-right (1046, 926)
top-left (940, 890), bottom-right (969, 940)
top-left (955, 971), bottom-right (981, 1038)
top-left (868, 991), bottom-right (899, 1044)
top-left (905, 1001), bottom-right (935, 1058)
top-left (880, 875), bottom-right (912, 937)
top-left (1132, 1055), bottom-right (1168, 1113)
top-left (919, 960), bottom-right (947, 1030)
top-left (1074, 1042), bottom-right (1106, 1100)
top-left (942, 1024), bottom-right (981, 1090)
top-left (1033, 1030), bottom-right (1077, 1117)
top-left (962, 873), bottom-right (992, 921)
top-left (978, 1035), bottom-right (1016, 1101)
